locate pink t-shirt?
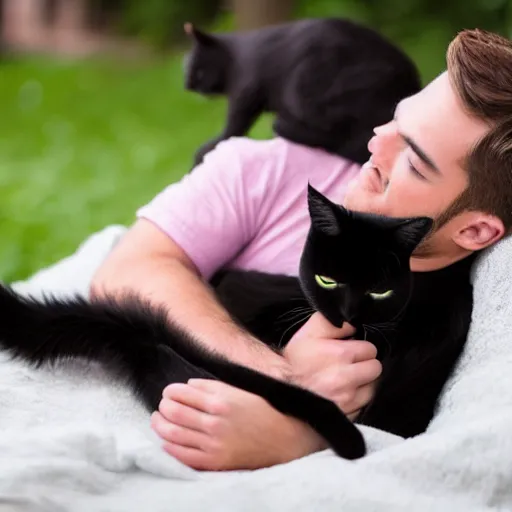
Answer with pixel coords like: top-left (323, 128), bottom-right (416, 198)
top-left (137, 137), bottom-right (361, 279)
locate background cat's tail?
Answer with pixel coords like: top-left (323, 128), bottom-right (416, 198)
top-left (0, 285), bottom-right (214, 409)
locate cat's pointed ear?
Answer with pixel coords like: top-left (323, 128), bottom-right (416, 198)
top-left (393, 217), bottom-right (433, 254)
top-left (307, 184), bottom-right (346, 236)
top-left (184, 23), bottom-right (218, 46)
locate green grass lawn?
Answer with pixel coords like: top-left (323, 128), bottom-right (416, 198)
top-left (0, 54), bottom-right (273, 282)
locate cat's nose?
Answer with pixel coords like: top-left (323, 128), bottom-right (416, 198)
top-left (341, 306), bottom-right (358, 324)
top-left (344, 313), bottom-right (356, 324)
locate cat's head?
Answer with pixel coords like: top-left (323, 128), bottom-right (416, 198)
top-left (299, 185), bottom-right (433, 329)
top-left (183, 23), bottom-right (230, 95)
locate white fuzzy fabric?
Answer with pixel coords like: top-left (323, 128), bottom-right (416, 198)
top-left (1, 226), bottom-right (512, 511)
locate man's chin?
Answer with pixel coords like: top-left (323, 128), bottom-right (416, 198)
top-left (342, 184), bottom-right (361, 210)
top-left (411, 235), bottom-right (436, 258)
top-left (343, 191), bottom-right (380, 215)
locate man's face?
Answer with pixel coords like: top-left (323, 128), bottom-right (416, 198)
top-left (344, 72), bottom-right (490, 226)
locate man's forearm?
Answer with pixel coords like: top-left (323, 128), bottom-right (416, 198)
top-left (91, 257), bottom-right (291, 380)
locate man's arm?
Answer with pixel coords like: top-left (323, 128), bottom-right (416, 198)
top-left (90, 218), bottom-right (291, 379)
top-left (91, 140), bottom-right (375, 402)
top-left (151, 316), bottom-right (383, 471)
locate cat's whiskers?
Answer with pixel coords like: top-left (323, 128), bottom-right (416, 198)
top-left (278, 304), bottom-right (310, 317)
top-left (363, 323), bottom-right (392, 355)
top-left (372, 299), bottom-right (410, 329)
top-left (388, 251), bottom-right (402, 271)
top-left (277, 311), bottom-right (314, 347)
top-left (277, 305), bottom-right (314, 323)
top-left (370, 320), bottom-right (399, 331)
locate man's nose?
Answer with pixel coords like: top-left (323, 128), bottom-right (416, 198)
top-left (368, 122), bottom-right (400, 174)
top-left (369, 122), bottom-right (398, 151)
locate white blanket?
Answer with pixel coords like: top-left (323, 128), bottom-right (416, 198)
top-left (1, 226), bottom-right (512, 511)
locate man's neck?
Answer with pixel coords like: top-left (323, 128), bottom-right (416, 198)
top-left (410, 250), bottom-right (474, 272)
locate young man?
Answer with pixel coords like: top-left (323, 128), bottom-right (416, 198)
top-left (91, 29), bottom-right (512, 471)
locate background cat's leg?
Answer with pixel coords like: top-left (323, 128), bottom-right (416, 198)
top-left (192, 137), bottom-right (226, 168)
top-left (192, 93), bottom-right (263, 168)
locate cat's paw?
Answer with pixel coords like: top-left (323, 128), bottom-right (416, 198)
top-left (192, 137), bottom-right (224, 168)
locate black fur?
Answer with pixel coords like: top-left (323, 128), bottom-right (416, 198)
top-left (184, 18), bottom-right (421, 167)
top-left (214, 189), bottom-right (474, 440)
top-left (0, 288), bottom-right (363, 460)
top-left (297, 186), bottom-right (474, 438)
top-left (0, 187), bottom-right (473, 459)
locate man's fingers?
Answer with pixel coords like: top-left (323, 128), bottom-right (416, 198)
top-left (338, 340), bottom-right (378, 363)
top-left (158, 394), bottom-right (212, 430)
top-left (350, 358), bottom-right (382, 385)
top-left (163, 382), bottom-right (230, 416)
top-left (162, 442), bottom-right (212, 470)
top-left (151, 411), bottom-right (209, 448)
top-left (187, 378), bottom-right (240, 396)
top-left (297, 312), bottom-right (356, 339)
top-left (338, 322), bottom-right (357, 339)
top-left (163, 383), bottom-right (212, 408)
top-left (346, 382), bottom-right (379, 416)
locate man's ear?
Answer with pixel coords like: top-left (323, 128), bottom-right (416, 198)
top-left (452, 212), bottom-right (505, 251)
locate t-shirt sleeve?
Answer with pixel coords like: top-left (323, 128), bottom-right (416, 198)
top-left (136, 138), bottom-right (266, 279)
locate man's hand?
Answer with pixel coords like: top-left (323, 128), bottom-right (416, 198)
top-left (284, 312), bottom-right (382, 419)
top-left (151, 379), bottom-right (326, 471)
top-left (151, 313), bottom-right (382, 471)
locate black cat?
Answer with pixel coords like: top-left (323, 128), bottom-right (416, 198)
top-left (0, 187), bottom-right (473, 459)
top-left (183, 18), bottom-right (421, 167)
top-left (215, 187), bottom-right (474, 439)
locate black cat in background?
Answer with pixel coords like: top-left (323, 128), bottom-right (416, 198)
top-left (183, 18), bottom-right (421, 167)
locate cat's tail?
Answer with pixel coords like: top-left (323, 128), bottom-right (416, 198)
top-left (197, 354), bottom-right (367, 460)
top-left (161, 327), bottom-right (367, 459)
top-left (0, 285), bottom-right (366, 459)
top-left (0, 285), bottom-right (214, 409)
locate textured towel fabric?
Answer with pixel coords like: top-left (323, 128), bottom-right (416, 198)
top-left (1, 227), bottom-right (511, 511)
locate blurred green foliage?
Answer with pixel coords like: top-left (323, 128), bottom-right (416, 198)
top-left (0, 57), bottom-right (271, 282)
top-left (296, 0), bottom-right (512, 83)
top-left (117, 0), bottom-right (222, 49)
top-left (113, 0), bottom-right (512, 82)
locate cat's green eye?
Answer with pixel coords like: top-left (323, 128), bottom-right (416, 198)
top-left (315, 275), bottom-right (339, 290)
top-left (369, 290), bottom-right (394, 300)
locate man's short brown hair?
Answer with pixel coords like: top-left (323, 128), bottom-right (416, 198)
top-left (440, 29), bottom-right (512, 229)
